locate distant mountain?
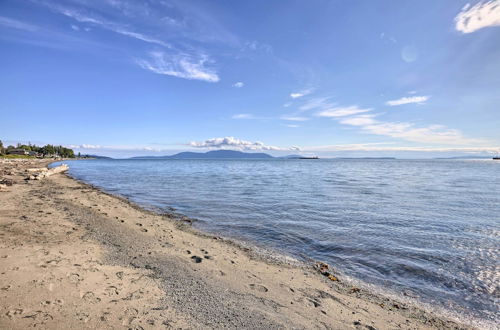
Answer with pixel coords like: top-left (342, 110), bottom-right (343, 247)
top-left (130, 150), bottom-right (274, 159)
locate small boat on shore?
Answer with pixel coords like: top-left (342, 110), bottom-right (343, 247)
top-left (299, 156), bottom-right (319, 159)
top-left (493, 157), bottom-right (500, 160)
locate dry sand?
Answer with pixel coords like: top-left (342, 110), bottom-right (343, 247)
top-left (0, 159), bottom-right (471, 329)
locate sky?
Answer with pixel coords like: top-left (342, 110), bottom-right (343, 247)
top-left (1, 0), bottom-right (500, 158)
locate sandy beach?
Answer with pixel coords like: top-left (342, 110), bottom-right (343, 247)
top-left (0, 159), bottom-right (470, 329)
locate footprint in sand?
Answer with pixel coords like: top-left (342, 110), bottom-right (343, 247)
top-left (6, 308), bottom-right (23, 318)
top-left (81, 291), bottom-right (101, 303)
top-left (105, 286), bottom-right (119, 296)
top-left (68, 273), bottom-right (82, 284)
top-left (307, 298), bottom-right (321, 308)
top-left (249, 284), bottom-right (269, 292)
top-left (120, 307), bottom-right (139, 326)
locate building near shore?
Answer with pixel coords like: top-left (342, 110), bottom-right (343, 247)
top-left (28, 151), bottom-right (43, 157)
top-left (7, 149), bottom-right (29, 155)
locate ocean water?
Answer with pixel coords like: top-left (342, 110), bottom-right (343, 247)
top-left (54, 159), bottom-right (499, 327)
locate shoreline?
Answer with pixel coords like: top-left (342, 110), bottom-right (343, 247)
top-left (1, 159), bottom-right (472, 329)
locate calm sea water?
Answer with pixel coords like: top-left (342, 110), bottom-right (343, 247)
top-left (54, 159), bottom-right (499, 327)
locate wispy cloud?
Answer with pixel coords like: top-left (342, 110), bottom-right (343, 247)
top-left (38, 1), bottom-right (222, 83)
top-left (0, 16), bottom-right (38, 32)
top-left (189, 137), bottom-right (300, 151)
top-left (306, 143), bottom-right (500, 153)
top-left (339, 114), bottom-right (483, 145)
top-left (233, 82), bottom-right (244, 88)
top-left (232, 113), bottom-right (254, 119)
top-left (386, 95), bottom-right (429, 106)
top-left (339, 114), bottom-right (378, 126)
top-left (242, 41), bottom-right (273, 53)
top-left (280, 115), bottom-right (309, 121)
top-left (316, 106), bottom-right (372, 118)
top-left (299, 97), bottom-right (335, 111)
top-left (52, 6), bottom-right (170, 47)
top-left (67, 144), bottom-right (161, 151)
top-left (283, 124), bottom-right (300, 128)
top-left (290, 88), bottom-right (313, 99)
top-left (455, 1), bottom-right (500, 33)
top-left (137, 51), bottom-right (219, 82)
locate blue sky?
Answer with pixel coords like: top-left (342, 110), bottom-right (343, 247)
top-left (1, 0), bottom-right (500, 158)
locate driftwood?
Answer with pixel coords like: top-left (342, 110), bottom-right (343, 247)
top-left (27, 164), bottom-right (69, 180)
top-left (26, 168), bottom-right (46, 173)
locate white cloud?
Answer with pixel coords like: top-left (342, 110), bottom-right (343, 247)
top-left (232, 113), bottom-right (254, 119)
top-left (455, 1), bottom-right (500, 33)
top-left (316, 106), bottom-right (372, 118)
top-left (283, 102), bottom-right (292, 108)
top-left (280, 115), bottom-right (309, 121)
top-left (339, 114), bottom-right (483, 145)
top-left (290, 93), bottom-right (304, 99)
top-left (386, 95), bottom-right (429, 106)
top-left (283, 124), bottom-right (299, 128)
top-left (71, 24), bottom-right (80, 31)
top-left (137, 51), bottom-right (219, 82)
top-left (290, 88), bottom-right (313, 99)
top-left (189, 137), bottom-right (300, 151)
top-left (233, 82), bottom-right (244, 88)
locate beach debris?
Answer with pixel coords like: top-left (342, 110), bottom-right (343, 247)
top-left (349, 287), bottom-right (360, 294)
top-left (0, 178), bottom-right (14, 190)
top-left (315, 262), bottom-right (339, 282)
top-left (327, 274), bottom-right (339, 281)
top-left (26, 164), bottom-right (69, 180)
top-left (0, 178), bottom-right (13, 186)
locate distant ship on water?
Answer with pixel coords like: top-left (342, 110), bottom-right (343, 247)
top-left (299, 156), bottom-right (319, 159)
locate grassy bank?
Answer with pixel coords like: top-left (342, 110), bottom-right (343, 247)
top-left (0, 154), bottom-right (37, 159)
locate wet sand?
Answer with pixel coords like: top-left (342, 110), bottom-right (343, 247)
top-left (0, 159), bottom-right (471, 329)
